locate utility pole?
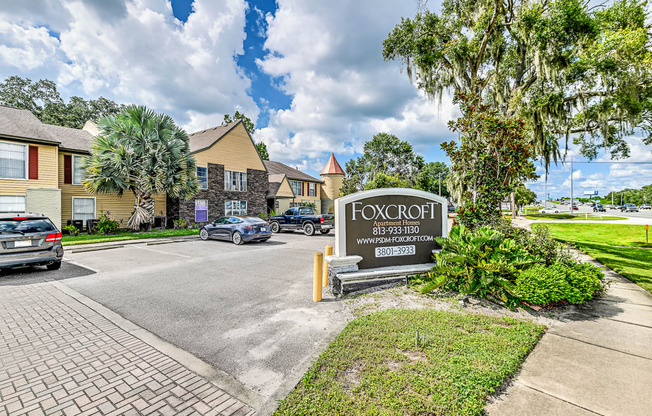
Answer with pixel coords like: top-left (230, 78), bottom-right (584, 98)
top-left (570, 158), bottom-right (574, 214)
top-left (544, 174), bottom-right (548, 208)
top-left (438, 172), bottom-right (442, 196)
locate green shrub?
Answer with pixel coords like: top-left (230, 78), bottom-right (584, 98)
top-left (516, 262), bottom-right (603, 305)
top-left (416, 223), bottom-right (603, 307)
top-left (417, 225), bottom-right (539, 306)
top-left (96, 212), bottom-right (119, 235)
top-left (173, 219), bottom-right (188, 229)
top-left (64, 225), bottom-right (79, 236)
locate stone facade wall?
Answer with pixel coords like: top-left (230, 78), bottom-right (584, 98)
top-left (167, 163), bottom-right (268, 225)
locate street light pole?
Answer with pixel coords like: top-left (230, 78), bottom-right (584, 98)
top-left (570, 158), bottom-right (574, 213)
top-left (438, 172), bottom-right (442, 196)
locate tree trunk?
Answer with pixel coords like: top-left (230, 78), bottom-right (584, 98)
top-left (128, 191), bottom-right (154, 231)
top-left (511, 192), bottom-right (516, 219)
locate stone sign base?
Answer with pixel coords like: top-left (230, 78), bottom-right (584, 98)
top-left (329, 262), bottom-right (435, 296)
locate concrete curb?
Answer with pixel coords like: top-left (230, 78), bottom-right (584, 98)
top-left (49, 281), bottom-right (265, 413)
top-left (258, 317), bottom-right (347, 415)
top-left (64, 234), bottom-right (198, 252)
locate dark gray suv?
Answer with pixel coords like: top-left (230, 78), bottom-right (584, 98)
top-left (0, 213), bottom-right (64, 271)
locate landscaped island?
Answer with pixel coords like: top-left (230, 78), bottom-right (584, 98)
top-left (274, 309), bottom-right (544, 415)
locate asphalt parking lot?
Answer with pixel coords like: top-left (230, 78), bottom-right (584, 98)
top-left (52, 232), bottom-right (343, 412)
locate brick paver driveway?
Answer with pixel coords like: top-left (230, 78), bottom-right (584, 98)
top-left (0, 283), bottom-right (253, 416)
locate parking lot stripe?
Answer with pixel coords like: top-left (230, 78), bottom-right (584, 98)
top-left (62, 260), bottom-right (100, 274)
top-left (131, 245), bottom-right (192, 259)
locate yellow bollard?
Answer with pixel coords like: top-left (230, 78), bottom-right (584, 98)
top-left (585, 212), bottom-right (588, 219)
top-left (323, 245), bottom-right (333, 287)
top-left (313, 252), bottom-right (323, 302)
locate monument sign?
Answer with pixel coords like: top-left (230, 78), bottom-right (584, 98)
top-left (335, 188), bottom-right (447, 269)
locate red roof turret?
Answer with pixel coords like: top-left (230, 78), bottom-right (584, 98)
top-left (320, 153), bottom-right (345, 175)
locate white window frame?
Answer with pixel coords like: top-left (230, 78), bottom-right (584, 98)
top-left (72, 155), bottom-right (84, 185)
top-left (225, 200), bottom-right (247, 216)
top-left (289, 180), bottom-right (302, 196)
top-left (196, 166), bottom-right (208, 190)
top-left (0, 140), bottom-right (28, 180)
top-left (0, 195), bottom-right (26, 213)
top-left (309, 182), bottom-right (316, 197)
top-left (195, 199), bottom-right (208, 222)
top-left (224, 170), bottom-right (247, 192)
top-left (71, 197), bottom-right (96, 222)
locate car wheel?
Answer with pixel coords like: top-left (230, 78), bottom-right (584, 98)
top-left (320, 229), bottom-right (330, 235)
top-left (303, 222), bottom-right (315, 236)
top-left (270, 221), bottom-right (281, 233)
top-left (46, 261), bottom-right (61, 271)
top-left (232, 231), bottom-right (244, 245)
top-left (200, 229), bottom-right (209, 241)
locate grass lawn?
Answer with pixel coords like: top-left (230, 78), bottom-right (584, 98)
top-left (534, 223), bottom-right (652, 293)
top-left (525, 213), bottom-right (626, 221)
top-left (274, 309), bottom-right (545, 416)
top-left (62, 228), bottom-right (199, 246)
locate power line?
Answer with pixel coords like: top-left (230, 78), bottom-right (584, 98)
top-left (557, 161), bottom-right (652, 164)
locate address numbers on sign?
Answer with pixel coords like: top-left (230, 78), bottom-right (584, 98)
top-left (375, 245), bottom-right (416, 258)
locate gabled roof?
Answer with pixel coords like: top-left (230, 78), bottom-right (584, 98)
top-left (320, 153), bottom-right (345, 175)
top-left (268, 174), bottom-right (289, 197)
top-left (264, 160), bottom-right (322, 183)
top-left (0, 105), bottom-right (60, 144)
top-left (42, 124), bottom-right (94, 153)
top-left (187, 120), bottom-right (240, 153)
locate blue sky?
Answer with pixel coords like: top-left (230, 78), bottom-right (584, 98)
top-left (1, 0), bottom-right (651, 198)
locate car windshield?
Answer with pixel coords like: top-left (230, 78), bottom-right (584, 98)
top-left (0, 218), bottom-right (56, 233)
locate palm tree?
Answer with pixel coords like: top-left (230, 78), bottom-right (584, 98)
top-left (83, 105), bottom-right (199, 230)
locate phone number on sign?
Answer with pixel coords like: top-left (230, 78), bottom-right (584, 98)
top-left (374, 245), bottom-right (416, 258)
top-left (372, 226), bottom-right (419, 235)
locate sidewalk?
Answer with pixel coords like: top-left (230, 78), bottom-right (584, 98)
top-left (486, 254), bottom-right (652, 416)
top-left (0, 282), bottom-right (254, 416)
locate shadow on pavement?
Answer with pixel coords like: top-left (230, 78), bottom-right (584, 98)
top-left (0, 262), bottom-right (96, 286)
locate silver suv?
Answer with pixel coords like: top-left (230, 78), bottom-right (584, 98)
top-left (620, 204), bottom-right (639, 213)
top-left (0, 213), bottom-right (64, 271)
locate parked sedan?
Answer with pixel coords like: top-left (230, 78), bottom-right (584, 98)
top-left (199, 216), bottom-right (271, 245)
top-left (620, 204), bottom-right (639, 212)
top-left (0, 213), bottom-right (63, 271)
top-left (539, 208), bottom-right (561, 214)
top-left (640, 204), bottom-right (652, 210)
top-left (593, 204), bottom-right (606, 212)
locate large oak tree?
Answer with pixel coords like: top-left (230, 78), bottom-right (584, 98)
top-left (383, 0), bottom-right (652, 167)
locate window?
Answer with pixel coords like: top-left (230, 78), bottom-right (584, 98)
top-left (0, 218), bottom-right (56, 233)
top-left (224, 170), bottom-right (247, 192)
top-left (289, 180), bottom-right (302, 196)
top-left (72, 198), bottom-right (96, 222)
top-left (72, 155), bottom-right (84, 185)
top-left (196, 167), bottom-right (208, 190)
top-left (309, 183), bottom-right (316, 197)
top-left (195, 199), bottom-right (208, 222)
top-left (225, 200), bottom-right (247, 216)
top-left (299, 207), bottom-right (314, 215)
top-left (0, 196), bottom-right (26, 213)
top-left (0, 141), bottom-right (27, 179)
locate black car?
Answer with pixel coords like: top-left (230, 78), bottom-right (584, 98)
top-left (269, 207), bottom-right (335, 236)
top-left (0, 213), bottom-right (64, 271)
top-left (199, 216), bottom-right (272, 245)
top-left (593, 204), bottom-right (606, 212)
top-left (447, 204), bottom-right (456, 213)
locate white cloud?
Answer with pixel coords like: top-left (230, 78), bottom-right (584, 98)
top-left (255, 0), bottom-right (455, 168)
top-left (0, 0), bottom-right (258, 132)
